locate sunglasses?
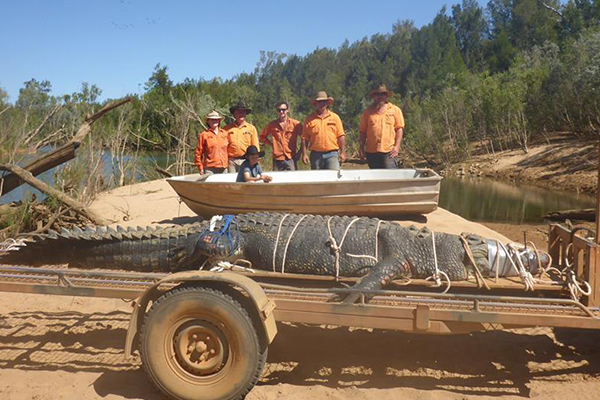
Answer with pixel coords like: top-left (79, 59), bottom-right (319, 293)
top-left (277, 108), bottom-right (288, 112)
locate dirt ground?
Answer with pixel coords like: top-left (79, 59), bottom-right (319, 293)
top-left (1, 137), bottom-right (600, 400)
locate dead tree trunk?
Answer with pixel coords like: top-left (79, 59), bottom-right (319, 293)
top-left (0, 163), bottom-right (111, 226)
top-left (0, 97), bottom-right (132, 197)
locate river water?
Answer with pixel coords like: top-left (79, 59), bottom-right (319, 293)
top-left (1, 151), bottom-right (596, 224)
top-left (439, 177), bottom-right (595, 224)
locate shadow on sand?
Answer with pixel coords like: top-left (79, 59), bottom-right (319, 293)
top-left (2, 310), bottom-right (600, 399)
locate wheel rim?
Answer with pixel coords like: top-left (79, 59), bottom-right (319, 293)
top-left (170, 319), bottom-right (230, 378)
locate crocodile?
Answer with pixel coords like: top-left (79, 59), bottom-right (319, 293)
top-left (0, 212), bottom-right (549, 300)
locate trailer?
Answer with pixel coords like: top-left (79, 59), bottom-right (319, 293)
top-left (0, 222), bottom-right (599, 400)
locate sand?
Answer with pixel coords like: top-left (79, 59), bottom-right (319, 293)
top-left (1, 178), bottom-right (600, 400)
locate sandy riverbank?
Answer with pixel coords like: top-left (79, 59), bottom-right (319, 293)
top-left (1, 176), bottom-right (600, 400)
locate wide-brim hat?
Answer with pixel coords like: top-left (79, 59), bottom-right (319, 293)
top-left (310, 91), bottom-right (334, 106)
top-left (229, 101), bottom-right (252, 115)
top-left (369, 84), bottom-right (394, 98)
top-left (205, 110), bottom-right (224, 122)
top-left (244, 145), bottom-right (265, 158)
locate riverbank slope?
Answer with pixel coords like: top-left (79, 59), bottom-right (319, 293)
top-left (441, 134), bottom-right (598, 195)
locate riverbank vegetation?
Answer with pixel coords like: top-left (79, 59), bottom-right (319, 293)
top-left (1, 1), bottom-right (600, 236)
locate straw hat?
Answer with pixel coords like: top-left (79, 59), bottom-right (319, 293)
top-left (368, 84), bottom-right (394, 98)
top-left (205, 110), bottom-right (224, 122)
top-left (310, 91), bottom-right (334, 106)
top-left (229, 100), bottom-right (253, 115)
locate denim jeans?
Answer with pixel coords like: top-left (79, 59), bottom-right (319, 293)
top-left (274, 158), bottom-right (295, 171)
top-left (309, 150), bottom-right (340, 170)
top-left (228, 157), bottom-right (245, 173)
top-left (365, 152), bottom-right (398, 169)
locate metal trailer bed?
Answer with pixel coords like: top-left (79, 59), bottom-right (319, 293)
top-left (0, 222), bottom-right (599, 400)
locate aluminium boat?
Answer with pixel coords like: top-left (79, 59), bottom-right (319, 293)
top-left (167, 168), bottom-right (442, 218)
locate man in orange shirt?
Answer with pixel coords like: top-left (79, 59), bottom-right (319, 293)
top-left (359, 84), bottom-right (405, 169)
top-left (225, 101), bottom-right (260, 173)
top-left (301, 91), bottom-right (346, 170)
top-left (260, 101), bottom-right (302, 171)
top-left (194, 110), bottom-right (228, 174)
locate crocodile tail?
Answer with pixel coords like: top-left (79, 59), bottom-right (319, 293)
top-left (0, 223), bottom-right (208, 272)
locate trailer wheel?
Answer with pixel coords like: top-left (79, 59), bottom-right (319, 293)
top-left (139, 286), bottom-right (267, 400)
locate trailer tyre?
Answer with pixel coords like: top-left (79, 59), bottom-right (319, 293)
top-left (139, 286), bottom-right (266, 400)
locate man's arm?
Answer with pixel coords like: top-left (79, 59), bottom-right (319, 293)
top-left (390, 127), bottom-right (403, 158)
top-left (337, 136), bottom-right (346, 163)
top-left (391, 107), bottom-right (405, 158)
top-left (259, 125), bottom-right (272, 147)
top-left (359, 112), bottom-right (367, 161)
top-left (336, 114), bottom-right (346, 163)
top-left (194, 135), bottom-right (204, 174)
top-left (301, 139), bottom-right (309, 165)
top-left (251, 126), bottom-right (260, 151)
top-left (301, 120), bottom-right (310, 164)
top-left (291, 122), bottom-right (302, 160)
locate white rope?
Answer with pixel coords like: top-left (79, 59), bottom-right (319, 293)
top-left (564, 243), bottom-right (593, 299)
top-left (424, 230), bottom-right (451, 294)
top-left (272, 214), bottom-right (290, 272)
top-left (375, 220), bottom-right (382, 261)
top-left (495, 241), bottom-right (536, 291)
top-left (209, 215), bottom-right (223, 232)
top-left (280, 215), bottom-right (308, 274)
top-left (210, 259), bottom-right (255, 273)
top-left (327, 217), bottom-right (361, 280)
top-left (345, 220), bottom-right (383, 264)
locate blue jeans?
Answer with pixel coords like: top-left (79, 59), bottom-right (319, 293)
top-left (274, 158), bottom-right (295, 171)
top-left (310, 150), bottom-right (340, 170)
top-left (365, 152), bottom-right (398, 169)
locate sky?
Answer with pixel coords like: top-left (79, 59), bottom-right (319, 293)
top-left (0, 0), bottom-right (488, 102)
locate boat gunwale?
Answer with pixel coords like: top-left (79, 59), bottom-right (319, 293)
top-left (167, 171), bottom-right (443, 187)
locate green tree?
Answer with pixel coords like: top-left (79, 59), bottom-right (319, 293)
top-left (452, 0), bottom-right (487, 71)
top-left (408, 8), bottom-right (467, 95)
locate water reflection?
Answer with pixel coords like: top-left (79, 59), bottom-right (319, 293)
top-left (439, 177), bottom-right (596, 224)
top-left (2, 152), bottom-right (596, 226)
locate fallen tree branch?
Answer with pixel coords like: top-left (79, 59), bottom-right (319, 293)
top-left (0, 163), bottom-right (111, 226)
top-left (0, 97), bottom-right (132, 196)
top-left (18, 207), bottom-right (71, 237)
top-left (544, 208), bottom-right (595, 222)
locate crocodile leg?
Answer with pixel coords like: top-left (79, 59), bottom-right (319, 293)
top-left (333, 257), bottom-right (410, 304)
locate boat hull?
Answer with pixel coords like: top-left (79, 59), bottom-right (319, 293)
top-left (167, 169), bottom-right (441, 218)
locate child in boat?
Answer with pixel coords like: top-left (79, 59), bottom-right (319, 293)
top-left (236, 145), bottom-right (273, 183)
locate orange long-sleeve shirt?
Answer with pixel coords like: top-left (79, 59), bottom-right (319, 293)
top-left (194, 128), bottom-right (228, 172)
top-left (259, 118), bottom-right (301, 160)
top-left (359, 103), bottom-right (405, 153)
top-left (302, 110), bottom-right (345, 152)
top-left (224, 121), bottom-right (259, 158)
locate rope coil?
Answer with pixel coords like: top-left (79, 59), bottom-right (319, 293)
top-left (424, 231), bottom-right (451, 294)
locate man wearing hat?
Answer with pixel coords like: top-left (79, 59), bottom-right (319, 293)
top-left (225, 101), bottom-right (260, 173)
top-left (359, 84), bottom-right (405, 169)
top-left (260, 101), bottom-right (302, 171)
top-left (301, 91), bottom-right (346, 170)
top-left (194, 110), bottom-right (228, 174)
top-left (236, 145), bottom-right (272, 183)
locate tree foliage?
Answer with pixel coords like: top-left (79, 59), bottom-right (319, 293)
top-left (3, 0), bottom-right (600, 173)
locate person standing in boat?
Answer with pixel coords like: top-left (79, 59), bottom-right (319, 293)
top-left (260, 101), bottom-right (302, 171)
top-left (225, 101), bottom-right (260, 173)
top-left (301, 91), bottom-right (346, 170)
top-left (194, 110), bottom-right (228, 175)
top-left (359, 84), bottom-right (405, 169)
top-left (236, 145), bottom-right (272, 183)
